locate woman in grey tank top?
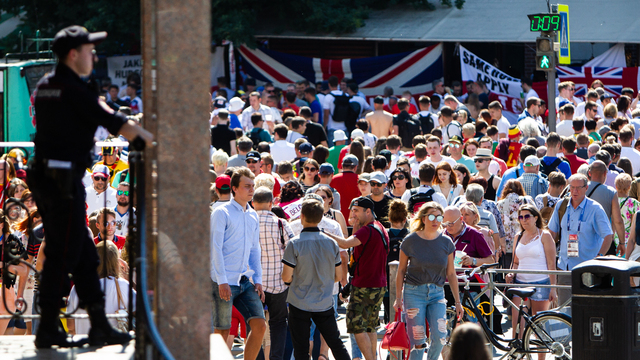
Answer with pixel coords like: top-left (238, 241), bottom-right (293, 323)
top-left (393, 202), bottom-right (463, 360)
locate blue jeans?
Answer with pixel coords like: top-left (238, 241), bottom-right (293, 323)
top-left (403, 283), bottom-right (448, 360)
top-left (212, 277), bottom-right (265, 330)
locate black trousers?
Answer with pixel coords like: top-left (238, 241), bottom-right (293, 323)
top-left (263, 290), bottom-right (289, 360)
top-left (28, 165), bottom-right (103, 312)
top-left (288, 304), bottom-right (350, 360)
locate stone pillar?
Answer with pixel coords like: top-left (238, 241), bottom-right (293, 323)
top-left (388, 261), bottom-right (399, 321)
top-left (141, 0), bottom-right (211, 358)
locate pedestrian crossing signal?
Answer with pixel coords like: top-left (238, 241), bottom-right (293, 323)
top-left (536, 55), bottom-right (554, 71)
top-left (539, 56), bottom-right (550, 69)
top-left (536, 36), bottom-right (555, 71)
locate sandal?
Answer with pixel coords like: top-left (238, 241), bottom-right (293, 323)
top-left (318, 354), bottom-right (329, 360)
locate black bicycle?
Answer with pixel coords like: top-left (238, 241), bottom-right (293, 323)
top-left (445, 263), bottom-right (572, 360)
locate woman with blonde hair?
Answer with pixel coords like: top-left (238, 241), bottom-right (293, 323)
top-left (211, 149), bottom-right (229, 175)
top-left (615, 173), bottom-right (640, 249)
top-left (67, 240), bottom-right (136, 335)
top-left (433, 162), bottom-right (463, 205)
top-left (394, 202), bottom-right (463, 360)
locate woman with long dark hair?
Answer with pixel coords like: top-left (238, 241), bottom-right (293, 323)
top-left (0, 209), bottom-right (28, 334)
top-left (298, 159), bottom-right (320, 192)
top-left (349, 141), bottom-right (365, 174)
top-left (385, 168), bottom-right (412, 199)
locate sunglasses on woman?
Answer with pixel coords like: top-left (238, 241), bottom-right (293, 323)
top-left (518, 214), bottom-right (533, 220)
top-left (304, 167), bottom-right (318, 172)
top-left (426, 214), bottom-right (443, 222)
top-left (391, 174), bottom-right (405, 180)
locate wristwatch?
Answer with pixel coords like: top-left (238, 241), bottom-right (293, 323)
top-left (472, 258), bottom-right (477, 266)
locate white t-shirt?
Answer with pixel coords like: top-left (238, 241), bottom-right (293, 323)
top-left (555, 120), bottom-right (575, 137)
top-left (421, 156), bottom-right (457, 169)
top-left (442, 121), bottom-right (462, 144)
top-left (241, 104), bottom-right (272, 131)
top-left (68, 277), bottom-right (136, 335)
top-left (270, 140), bottom-right (297, 163)
top-left (114, 207), bottom-right (133, 237)
top-left (496, 116), bottom-right (510, 136)
top-left (621, 146), bottom-right (640, 174)
top-left (349, 96), bottom-right (371, 118)
top-left (400, 185), bottom-right (448, 209)
top-left (362, 133), bottom-right (378, 149)
top-left (286, 131), bottom-right (305, 144)
top-left (85, 185), bottom-right (117, 216)
top-left (524, 88), bottom-right (539, 102)
top-left (323, 90), bottom-right (347, 131)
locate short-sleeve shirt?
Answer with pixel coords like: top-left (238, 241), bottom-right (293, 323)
top-left (309, 100), bottom-right (323, 124)
top-left (401, 232), bottom-right (455, 286)
top-left (351, 221), bottom-right (389, 288)
top-left (211, 123), bottom-right (237, 155)
top-left (282, 228), bottom-right (342, 312)
top-left (304, 121), bottom-right (328, 147)
top-left (446, 224), bottom-right (493, 260)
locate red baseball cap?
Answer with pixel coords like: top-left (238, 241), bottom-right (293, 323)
top-left (215, 175), bottom-right (231, 190)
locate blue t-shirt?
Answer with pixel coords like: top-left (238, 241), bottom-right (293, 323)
top-left (309, 99), bottom-right (323, 125)
top-left (229, 114), bottom-right (242, 130)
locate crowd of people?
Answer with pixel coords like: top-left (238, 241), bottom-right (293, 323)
top-left (209, 74), bottom-right (640, 360)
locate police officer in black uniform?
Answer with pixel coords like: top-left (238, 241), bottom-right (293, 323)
top-left (29, 25), bottom-right (153, 348)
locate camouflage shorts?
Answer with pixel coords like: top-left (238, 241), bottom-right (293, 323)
top-left (346, 286), bottom-right (386, 334)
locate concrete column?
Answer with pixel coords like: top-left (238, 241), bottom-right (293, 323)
top-left (141, 0), bottom-right (211, 358)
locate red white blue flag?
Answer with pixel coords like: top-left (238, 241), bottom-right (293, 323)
top-left (238, 44), bottom-right (443, 96)
top-left (556, 66), bottom-right (640, 97)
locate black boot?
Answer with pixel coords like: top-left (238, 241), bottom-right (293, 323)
top-left (35, 307), bottom-right (89, 348)
top-left (87, 300), bottom-right (132, 347)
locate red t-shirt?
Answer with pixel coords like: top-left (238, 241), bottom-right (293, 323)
top-left (330, 171), bottom-right (360, 220)
top-left (391, 103), bottom-right (418, 115)
top-left (337, 146), bottom-right (351, 170)
top-left (283, 104), bottom-right (299, 115)
top-left (564, 154), bottom-right (588, 175)
top-left (351, 221), bottom-right (389, 288)
top-left (94, 235), bottom-right (127, 250)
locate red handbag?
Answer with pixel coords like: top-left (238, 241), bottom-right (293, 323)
top-left (381, 311), bottom-right (410, 352)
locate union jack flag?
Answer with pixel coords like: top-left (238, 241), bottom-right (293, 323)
top-left (239, 44), bottom-right (443, 96)
top-left (556, 66), bottom-right (640, 98)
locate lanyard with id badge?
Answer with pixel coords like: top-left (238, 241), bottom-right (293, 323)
top-left (567, 204), bottom-right (587, 257)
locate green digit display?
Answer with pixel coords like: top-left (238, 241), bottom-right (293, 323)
top-left (528, 14), bottom-right (562, 32)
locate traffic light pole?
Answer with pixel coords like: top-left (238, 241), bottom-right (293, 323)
top-left (547, 61), bottom-right (556, 133)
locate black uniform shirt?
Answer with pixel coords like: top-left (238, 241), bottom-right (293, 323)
top-left (34, 63), bottom-right (127, 165)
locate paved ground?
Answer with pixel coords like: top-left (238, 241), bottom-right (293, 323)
top-left (0, 335), bottom-right (135, 360)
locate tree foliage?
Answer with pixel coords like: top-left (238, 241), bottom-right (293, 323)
top-left (0, 0), bottom-right (464, 54)
top-left (212, 0), bottom-right (464, 46)
top-left (0, 0), bottom-right (140, 54)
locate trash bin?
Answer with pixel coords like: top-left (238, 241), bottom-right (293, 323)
top-left (572, 256), bottom-right (640, 360)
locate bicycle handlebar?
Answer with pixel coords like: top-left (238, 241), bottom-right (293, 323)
top-left (464, 262), bottom-right (501, 278)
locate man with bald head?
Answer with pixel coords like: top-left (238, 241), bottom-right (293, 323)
top-left (587, 161), bottom-right (626, 255)
top-left (442, 206), bottom-right (494, 267)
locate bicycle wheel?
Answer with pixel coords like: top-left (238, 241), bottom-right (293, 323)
top-left (522, 312), bottom-right (572, 360)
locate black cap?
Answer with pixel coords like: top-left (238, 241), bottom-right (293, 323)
top-left (349, 196), bottom-right (377, 218)
top-left (52, 25), bottom-right (107, 56)
top-left (246, 151), bottom-right (261, 161)
top-left (374, 96), bottom-right (384, 104)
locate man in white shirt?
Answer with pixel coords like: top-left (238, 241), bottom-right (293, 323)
top-left (440, 106), bottom-right (461, 144)
top-left (575, 90), bottom-right (604, 119)
top-left (241, 91), bottom-right (273, 131)
top-left (555, 81), bottom-right (580, 109)
top-left (489, 101), bottom-right (511, 137)
top-left (619, 128), bottom-right (640, 173)
top-left (270, 124), bottom-right (297, 163)
top-left (85, 165), bottom-right (117, 216)
top-left (422, 136), bottom-right (456, 168)
top-left (323, 76), bottom-right (347, 146)
top-left (521, 78), bottom-right (539, 103)
top-left (401, 162), bottom-right (448, 209)
top-left (556, 104), bottom-right (576, 137)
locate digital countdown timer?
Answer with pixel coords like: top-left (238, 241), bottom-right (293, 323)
top-left (528, 14), bottom-right (562, 32)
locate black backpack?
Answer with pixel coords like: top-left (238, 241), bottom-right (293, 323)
top-left (248, 129), bottom-right (263, 149)
top-left (346, 101), bottom-right (361, 133)
top-left (387, 228), bottom-right (409, 263)
top-left (407, 188), bottom-right (435, 214)
top-left (540, 158), bottom-right (565, 177)
top-left (331, 93), bottom-right (351, 123)
top-left (396, 114), bottom-right (422, 149)
top-left (413, 113), bottom-right (434, 135)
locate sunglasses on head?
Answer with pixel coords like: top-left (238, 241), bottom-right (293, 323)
top-left (117, 190), bottom-right (130, 196)
top-left (391, 174), bottom-right (405, 181)
top-left (304, 167), bottom-right (318, 172)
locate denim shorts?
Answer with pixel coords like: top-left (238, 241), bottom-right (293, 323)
top-left (514, 277), bottom-right (551, 301)
top-left (212, 276), bottom-right (265, 330)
